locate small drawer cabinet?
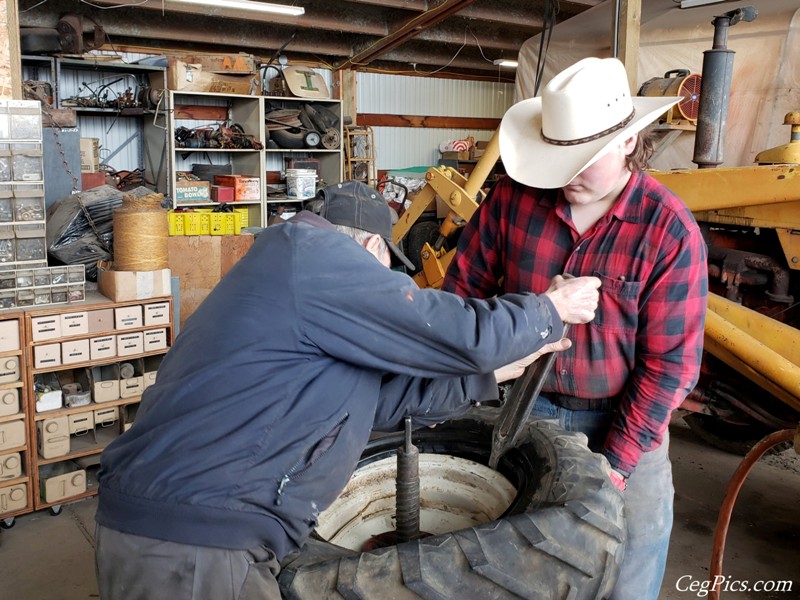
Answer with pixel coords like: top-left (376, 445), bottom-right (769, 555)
top-left (0, 313), bottom-right (29, 526)
top-left (23, 293), bottom-right (173, 514)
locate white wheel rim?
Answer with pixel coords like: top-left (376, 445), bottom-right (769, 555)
top-left (316, 453), bottom-right (516, 551)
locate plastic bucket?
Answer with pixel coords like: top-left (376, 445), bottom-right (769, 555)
top-left (286, 169), bottom-right (317, 199)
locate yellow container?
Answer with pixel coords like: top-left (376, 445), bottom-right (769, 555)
top-left (183, 212), bottom-right (203, 236)
top-left (209, 213), bottom-right (227, 236)
top-left (233, 207), bottom-right (249, 228)
top-left (168, 211), bottom-right (185, 236)
top-left (232, 212), bottom-right (242, 235)
top-left (197, 212), bottom-right (211, 235)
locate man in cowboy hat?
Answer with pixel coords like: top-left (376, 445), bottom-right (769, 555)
top-left (444, 58), bottom-right (708, 599)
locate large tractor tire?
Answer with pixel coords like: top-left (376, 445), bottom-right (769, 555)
top-left (683, 413), bottom-right (791, 456)
top-left (279, 410), bottom-right (625, 599)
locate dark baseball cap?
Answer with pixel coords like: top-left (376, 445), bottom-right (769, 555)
top-left (318, 181), bottom-right (415, 270)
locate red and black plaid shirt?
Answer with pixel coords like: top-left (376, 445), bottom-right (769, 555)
top-left (443, 172), bottom-right (708, 475)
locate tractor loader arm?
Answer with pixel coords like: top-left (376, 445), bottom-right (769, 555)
top-left (392, 132), bottom-right (501, 289)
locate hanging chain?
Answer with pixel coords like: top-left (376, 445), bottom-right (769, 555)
top-left (38, 102), bottom-right (112, 252)
top-left (39, 102), bottom-right (80, 195)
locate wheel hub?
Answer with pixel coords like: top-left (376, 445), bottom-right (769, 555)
top-left (315, 453), bottom-right (516, 551)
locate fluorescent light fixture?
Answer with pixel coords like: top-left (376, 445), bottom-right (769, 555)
top-left (170, 0), bottom-right (304, 16)
top-left (493, 59), bottom-right (518, 68)
top-left (680, 0), bottom-right (726, 8)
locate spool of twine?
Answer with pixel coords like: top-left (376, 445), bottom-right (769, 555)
top-left (113, 193), bottom-right (169, 271)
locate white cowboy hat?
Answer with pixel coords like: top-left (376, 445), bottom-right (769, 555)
top-left (499, 57), bottom-right (682, 189)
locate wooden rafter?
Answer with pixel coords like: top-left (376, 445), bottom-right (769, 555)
top-left (337, 0), bottom-right (476, 69)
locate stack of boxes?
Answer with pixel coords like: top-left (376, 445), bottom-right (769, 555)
top-left (79, 137), bottom-right (104, 191)
top-left (170, 171), bottom-right (254, 236)
top-left (0, 100), bottom-right (49, 295)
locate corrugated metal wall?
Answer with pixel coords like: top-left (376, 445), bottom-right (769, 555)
top-left (356, 72), bottom-right (513, 170)
top-left (22, 52), bottom-right (164, 175)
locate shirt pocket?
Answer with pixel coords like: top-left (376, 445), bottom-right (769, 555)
top-left (591, 271), bottom-right (641, 332)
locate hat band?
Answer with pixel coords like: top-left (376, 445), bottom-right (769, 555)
top-left (541, 109), bottom-right (636, 146)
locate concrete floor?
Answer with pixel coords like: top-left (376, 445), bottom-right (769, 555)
top-left (2, 420), bottom-right (798, 599)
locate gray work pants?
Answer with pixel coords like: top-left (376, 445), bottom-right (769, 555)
top-left (95, 524), bottom-right (281, 600)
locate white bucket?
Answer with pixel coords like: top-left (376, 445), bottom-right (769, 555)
top-left (286, 169), bottom-right (317, 199)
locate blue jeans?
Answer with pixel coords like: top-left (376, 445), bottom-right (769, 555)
top-left (531, 395), bottom-right (674, 600)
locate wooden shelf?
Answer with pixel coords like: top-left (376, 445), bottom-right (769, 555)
top-left (37, 419), bottom-right (119, 465)
top-left (33, 396), bottom-right (142, 422)
top-left (0, 474), bottom-right (30, 488)
top-left (157, 91), bottom-right (344, 228)
top-left (0, 411), bottom-right (24, 424)
top-left (19, 295), bottom-right (173, 515)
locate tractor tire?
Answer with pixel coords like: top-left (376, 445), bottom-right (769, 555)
top-left (279, 410), bottom-right (625, 599)
top-left (406, 221), bottom-right (441, 274)
top-left (683, 414), bottom-right (790, 456)
top-left (269, 127), bottom-right (306, 150)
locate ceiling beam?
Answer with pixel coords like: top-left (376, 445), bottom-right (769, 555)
top-left (337, 0), bottom-right (476, 69)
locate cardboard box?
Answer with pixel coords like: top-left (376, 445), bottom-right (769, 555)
top-left (144, 302), bottom-right (170, 326)
top-left (79, 138), bottom-right (100, 173)
top-left (0, 452), bottom-right (22, 480)
top-left (90, 364), bottom-right (121, 403)
top-left (0, 319), bottom-right (19, 352)
top-left (87, 308), bottom-right (115, 333)
top-left (115, 305), bottom-right (143, 330)
top-left (175, 180), bottom-right (211, 203)
top-left (61, 311), bottom-right (89, 337)
top-left (470, 140), bottom-right (489, 160)
top-left (61, 339), bottom-right (90, 365)
top-left (441, 150), bottom-right (469, 162)
top-left (0, 420), bottom-right (25, 452)
top-left (97, 262), bottom-right (171, 302)
top-left (150, 58), bottom-right (260, 95)
top-left (68, 412), bottom-right (94, 435)
top-left (0, 389), bottom-right (19, 418)
top-left (41, 469), bottom-right (86, 503)
top-left (94, 406), bottom-right (119, 427)
top-left (213, 175), bottom-right (260, 201)
top-left (89, 335), bottom-right (117, 361)
top-left (37, 416), bottom-right (70, 459)
top-left (174, 53), bottom-right (258, 75)
top-left (0, 356), bottom-right (20, 384)
top-left (117, 332), bottom-right (144, 357)
top-left (0, 483), bottom-right (26, 512)
top-left (34, 343), bottom-right (61, 369)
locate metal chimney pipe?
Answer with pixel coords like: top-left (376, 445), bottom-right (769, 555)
top-left (692, 6), bottom-right (758, 169)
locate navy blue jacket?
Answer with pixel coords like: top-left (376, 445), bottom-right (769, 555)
top-left (96, 212), bottom-right (562, 560)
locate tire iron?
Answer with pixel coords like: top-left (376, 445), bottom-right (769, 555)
top-left (489, 324), bottom-right (568, 469)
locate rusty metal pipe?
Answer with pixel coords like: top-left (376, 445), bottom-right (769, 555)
top-left (693, 7), bottom-right (758, 169)
top-left (708, 428), bottom-right (796, 600)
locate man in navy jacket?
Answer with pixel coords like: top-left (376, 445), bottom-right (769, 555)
top-left (95, 181), bottom-right (601, 599)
